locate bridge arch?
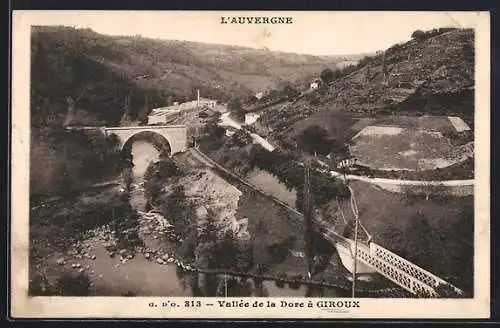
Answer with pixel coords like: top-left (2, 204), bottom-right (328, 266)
top-left (120, 130), bottom-right (172, 157)
top-left (105, 125), bottom-right (188, 156)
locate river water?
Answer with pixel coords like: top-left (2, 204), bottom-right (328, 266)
top-left (131, 141), bottom-right (160, 179)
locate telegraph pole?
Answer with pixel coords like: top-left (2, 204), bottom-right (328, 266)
top-left (303, 157), bottom-right (313, 279)
top-left (352, 206), bottom-right (359, 298)
top-left (224, 273), bottom-right (228, 297)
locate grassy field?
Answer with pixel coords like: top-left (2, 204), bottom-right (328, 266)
top-left (350, 180), bottom-right (474, 294)
top-left (291, 113), bottom-right (468, 141)
top-left (350, 128), bottom-right (467, 171)
top-left (374, 116), bottom-right (459, 132)
top-left (275, 112), bottom-right (474, 178)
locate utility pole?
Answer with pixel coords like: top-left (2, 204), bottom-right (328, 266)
top-left (347, 167), bottom-right (359, 299)
top-left (112, 206), bottom-right (116, 238)
top-left (224, 273), bottom-right (228, 297)
top-left (352, 207), bottom-right (359, 298)
top-left (303, 157), bottom-right (313, 279)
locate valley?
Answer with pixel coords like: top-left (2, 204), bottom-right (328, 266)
top-left (28, 26), bottom-right (475, 299)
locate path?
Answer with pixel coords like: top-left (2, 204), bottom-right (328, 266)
top-left (219, 112), bottom-right (275, 151)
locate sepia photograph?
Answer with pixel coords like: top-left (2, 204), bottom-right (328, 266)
top-left (11, 11), bottom-right (490, 319)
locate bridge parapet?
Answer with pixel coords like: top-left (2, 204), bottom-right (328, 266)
top-left (104, 125), bottom-right (188, 155)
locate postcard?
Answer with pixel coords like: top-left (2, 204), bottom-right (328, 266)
top-left (10, 10), bottom-right (490, 319)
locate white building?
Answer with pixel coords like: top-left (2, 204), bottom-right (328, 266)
top-left (147, 109), bottom-right (180, 125)
top-left (309, 79), bottom-right (321, 90)
top-left (255, 92), bottom-right (264, 100)
top-left (147, 89), bottom-right (218, 125)
top-left (244, 113), bottom-right (261, 125)
top-left (225, 126), bottom-right (238, 137)
top-left (197, 97), bottom-right (217, 108)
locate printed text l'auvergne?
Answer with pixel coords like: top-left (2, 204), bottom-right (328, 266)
top-left (220, 16), bottom-right (293, 24)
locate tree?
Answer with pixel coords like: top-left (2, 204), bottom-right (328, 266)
top-left (297, 125), bottom-right (332, 156)
top-left (306, 93), bottom-right (320, 105)
top-left (137, 101), bottom-right (150, 124)
top-left (245, 94), bottom-right (258, 106)
top-left (365, 65), bottom-right (372, 80)
top-left (198, 210), bottom-right (219, 244)
top-left (320, 68), bottom-right (334, 84)
top-left (228, 97), bottom-right (245, 122)
top-left (156, 158), bottom-right (179, 180)
top-left (411, 29), bottom-right (426, 41)
top-left (420, 182), bottom-right (447, 201)
top-left (281, 83), bottom-right (300, 100)
top-left (161, 185), bottom-right (188, 234)
top-left (231, 129), bottom-right (252, 147)
top-left (204, 121), bottom-right (226, 140)
top-left (215, 230), bottom-right (240, 270)
top-left (333, 68), bottom-right (342, 79)
top-left (381, 51), bottom-right (388, 78)
top-left (179, 227), bottom-right (198, 261)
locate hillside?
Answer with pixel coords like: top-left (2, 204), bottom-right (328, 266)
top-left (31, 26), bottom-right (352, 127)
top-left (256, 28), bottom-right (475, 142)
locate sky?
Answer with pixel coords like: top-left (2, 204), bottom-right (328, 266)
top-left (16, 11), bottom-right (484, 56)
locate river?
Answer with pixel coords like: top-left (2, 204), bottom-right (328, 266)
top-left (94, 139), bottom-right (346, 297)
top-left (131, 141), bottom-right (161, 179)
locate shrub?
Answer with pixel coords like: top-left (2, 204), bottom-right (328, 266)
top-left (203, 122), bottom-right (226, 140)
top-left (297, 125), bottom-right (333, 156)
top-left (320, 68), bottom-right (334, 84)
top-left (306, 93), bottom-right (320, 105)
top-left (231, 129), bottom-right (253, 147)
top-left (143, 158), bottom-right (179, 203)
top-left (54, 272), bottom-right (92, 296)
top-left (411, 29), bottom-right (426, 41)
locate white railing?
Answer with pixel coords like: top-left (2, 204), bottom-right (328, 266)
top-left (353, 243), bottom-right (438, 297)
top-left (370, 243), bottom-right (463, 295)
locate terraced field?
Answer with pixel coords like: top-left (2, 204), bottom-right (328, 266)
top-left (288, 113), bottom-right (473, 174)
top-left (350, 125), bottom-right (472, 171)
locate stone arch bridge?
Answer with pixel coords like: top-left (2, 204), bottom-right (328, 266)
top-left (66, 125), bottom-right (188, 155)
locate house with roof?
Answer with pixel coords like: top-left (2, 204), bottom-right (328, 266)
top-left (310, 78), bottom-right (322, 90)
top-left (147, 89), bottom-right (218, 125)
